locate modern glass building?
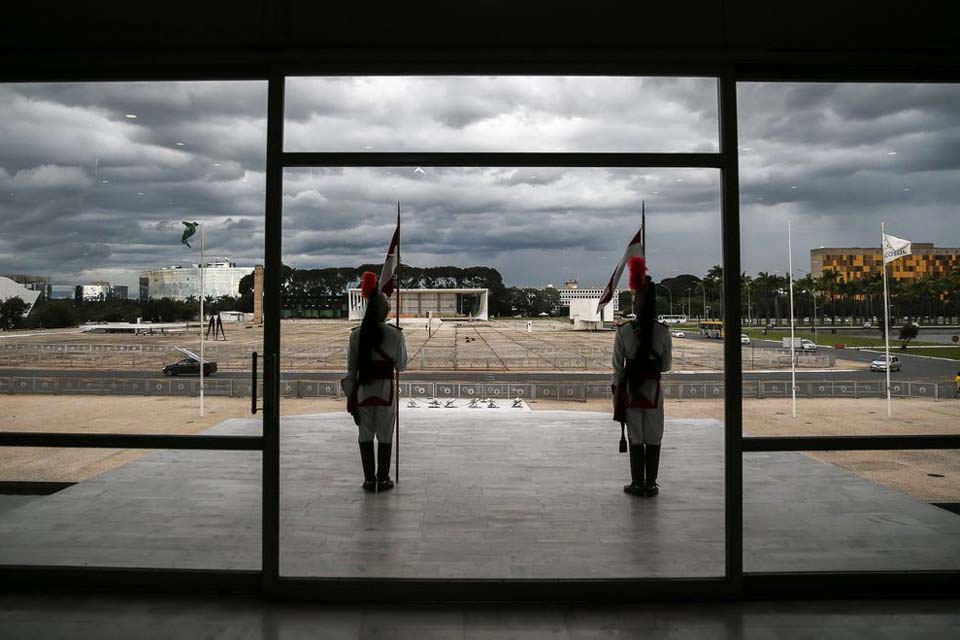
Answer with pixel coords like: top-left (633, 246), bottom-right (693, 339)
top-left (140, 261), bottom-right (254, 301)
top-left (811, 244), bottom-right (960, 283)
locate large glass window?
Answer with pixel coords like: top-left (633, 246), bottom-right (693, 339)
top-left (738, 82), bottom-right (960, 573)
top-left (277, 75), bottom-right (727, 581)
top-left (0, 81), bottom-right (267, 570)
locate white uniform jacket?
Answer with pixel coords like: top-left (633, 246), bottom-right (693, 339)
top-left (344, 323), bottom-right (408, 407)
top-left (612, 321), bottom-right (673, 408)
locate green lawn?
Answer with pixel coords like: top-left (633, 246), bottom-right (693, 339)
top-left (900, 347), bottom-right (960, 360)
top-left (742, 328), bottom-right (944, 349)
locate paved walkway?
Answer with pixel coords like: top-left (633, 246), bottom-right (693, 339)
top-left (1, 410), bottom-right (959, 577)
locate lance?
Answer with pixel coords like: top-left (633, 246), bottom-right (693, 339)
top-left (395, 202), bottom-right (401, 483)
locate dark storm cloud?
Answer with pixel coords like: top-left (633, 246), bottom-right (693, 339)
top-left (1, 79), bottom-right (958, 291)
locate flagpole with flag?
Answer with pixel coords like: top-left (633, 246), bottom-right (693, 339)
top-left (596, 201), bottom-right (645, 318)
top-left (881, 224), bottom-right (913, 418)
top-left (379, 203), bottom-right (401, 483)
top-left (181, 221), bottom-right (204, 417)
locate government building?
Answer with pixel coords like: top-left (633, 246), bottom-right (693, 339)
top-left (139, 259), bottom-right (254, 301)
top-left (810, 243), bottom-right (960, 283)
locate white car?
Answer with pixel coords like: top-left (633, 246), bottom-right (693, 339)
top-left (671, 330), bottom-right (685, 338)
top-left (740, 333), bottom-right (751, 345)
top-left (870, 356), bottom-right (901, 372)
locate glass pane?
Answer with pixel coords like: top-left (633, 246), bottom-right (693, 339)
top-left (0, 80), bottom-right (267, 569)
top-left (279, 166), bottom-right (725, 579)
top-left (739, 81), bottom-right (960, 572)
top-left (738, 81), bottom-right (960, 431)
top-left (0, 447), bottom-right (261, 570)
top-left (745, 450), bottom-right (960, 573)
top-left (284, 76), bottom-right (719, 152)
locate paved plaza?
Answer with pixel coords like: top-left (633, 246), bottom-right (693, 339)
top-left (0, 319), bottom-right (826, 372)
top-left (1, 410), bottom-right (959, 577)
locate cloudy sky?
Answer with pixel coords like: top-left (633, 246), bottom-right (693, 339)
top-left (1, 77), bottom-right (958, 293)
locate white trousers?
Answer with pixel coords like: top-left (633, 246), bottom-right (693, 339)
top-left (356, 404), bottom-right (395, 444)
top-left (624, 403), bottom-right (665, 445)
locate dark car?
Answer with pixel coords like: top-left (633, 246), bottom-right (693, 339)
top-left (162, 358), bottom-right (217, 376)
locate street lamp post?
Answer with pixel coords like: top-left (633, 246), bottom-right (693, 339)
top-left (683, 287), bottom-right (692, 320)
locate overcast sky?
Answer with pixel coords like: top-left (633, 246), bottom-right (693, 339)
top-left (1, 78), bottom-right (958, 292)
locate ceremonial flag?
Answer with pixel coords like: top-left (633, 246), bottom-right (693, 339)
top-left (596, 225), bottom-right (645, 315)
top-left (380, 214), bottom-right (400, 297)
top-left (181, 221), bottom-right (199, 248)
top-left (882, 233), bottom-right (912, 264)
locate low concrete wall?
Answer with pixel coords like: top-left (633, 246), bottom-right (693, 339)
top-left (0, 375), bottom-right (945, 402)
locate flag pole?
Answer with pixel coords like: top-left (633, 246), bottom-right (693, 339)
top-left (881, 221), bottom-right (892, 418)
top-left (641, 201), bottom-right (646, 255)
top-left (395, 202), bottom-right (401, 483)
top-left (787, 219), bottom-right (797, 418)
top-left (199, 222), bottom-right (205, 417)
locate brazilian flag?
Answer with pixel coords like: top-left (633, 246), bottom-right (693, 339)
top-left (181, 221), bottom-right (199, 248)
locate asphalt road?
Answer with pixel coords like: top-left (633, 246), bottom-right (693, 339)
top-left (745, 336), bottom-right (959, 382)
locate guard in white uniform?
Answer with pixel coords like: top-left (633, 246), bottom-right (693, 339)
top-left (342, 272), bottom-right (407, 492)
top-left (612, 257), bottom-right (672, 497)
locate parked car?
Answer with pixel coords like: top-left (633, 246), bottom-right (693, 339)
top-left (671, 330), bottom-right (685, 338)
top-left (162, 358), bottom-right (217, 376)
top-left (870, 356), bottom-right (901, 372)
top-left (740, 333), bottom-right (750, 344)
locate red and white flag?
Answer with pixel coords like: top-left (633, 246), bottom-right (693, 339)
top-left (380, 215), bottom-right (400, 297)
top-left (596, 225), bottom-right (644, 315)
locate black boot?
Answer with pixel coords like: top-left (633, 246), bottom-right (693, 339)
top-left (359, 441), bottom-right (376, 492)
top-left (623, 444), bottom-right (645, 496)
top-left (376, 442), bottom-right (394, 492)
top-left (644, 444), bottom-right (661, 497)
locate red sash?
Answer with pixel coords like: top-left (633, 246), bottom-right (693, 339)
top-left (612, 322), bottom-right (663, 420)
top-left (625, 371), bottom-right (662, 409)
top-left (345, 345), bottom-right (396, 413)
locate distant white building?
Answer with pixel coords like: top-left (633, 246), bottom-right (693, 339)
top-left (0, 276), bottom-right (41, 314)
top-left (348, 288), bottom-right (489, 321)
top-left (568, 297), bottom-right (614, 330)
top-left (76, 282), bottom-right (110, 302)
top-left (556, 284), bottom-right (620, 312)
top-left (140, 259), bottom-right (253, 301)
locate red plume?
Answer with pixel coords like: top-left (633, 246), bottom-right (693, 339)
top-left (628, 257), bottom-right (648, 291)
top-left (360, 271), bottom-right (378, 298)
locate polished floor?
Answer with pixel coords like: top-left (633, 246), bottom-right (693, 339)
top-left (1, 410), bottom-right (959, 576)
top-left (1, 592), bottom-right (959, 639)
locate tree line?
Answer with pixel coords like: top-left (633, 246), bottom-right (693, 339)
top-left (238, 263), bottom-right (563, 319)
top-left (4, 262), bottom-right (958, 331)
top-left (651, 265), bottom-right (960, 325)
top-left (0, 295), bottom-right (251, 331)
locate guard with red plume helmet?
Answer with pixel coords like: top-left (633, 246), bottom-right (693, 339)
top-left (341, 269), bottom-right (407, 493)
top-left (360, 271), bottom-right (379, 298)
top-left (612, 255), bottom-right (672, 497)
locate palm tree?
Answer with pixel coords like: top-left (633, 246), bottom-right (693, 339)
top-left (741, 272), bottom-right (754, 326)
top-left (704, 265), bottom-right (723, 319)
top-left (794, 274), bottom-right (817, 324)
top-left (818, 269), bottom-right (841, 324)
